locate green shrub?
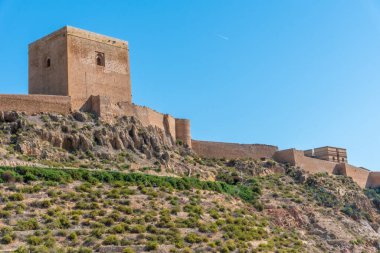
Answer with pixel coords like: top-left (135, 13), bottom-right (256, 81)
top-left (110, 224), bottom-right (125, 234)
top-left (16, 218), bottom-right (39, 231)
top-left (1, 234), bottom-right (13, 244)
top-left (102, 235), bottom-right (119, 245)
top-left (341, 203), bottom-right (371, 221)
top-left (78, 247), bottom-right (92, 253)
top-left (67, 232), bottom-right (78, 242)
top-left (0, 166), bottom-right (261, 205)
top-left (364, 188), bottom-right (380, 212)
top-left (27, 235), bottom-right (43, 246)
top-left (56, 216), bottom-right (71, 229)
top-left (90, 228), bottom-right (105, 239)
top-left (1, 171), bottom-right (16, 183)
top-left (184, 233), bottom-right (203, 244)
top-left (145, 241), bottom-right (158, 251)
top-left (31, 200), bottom-right (52, 208)
top-left (123, 247), bottom-right (136, 253)
top-left (14, 246), bottom-right (28, 253)
top-left (9, 193), bottom-right (24, 201)
top-left (306, 186), bottom-right (338, 208)
top-left (129, 224), bottom-right (146, 233)
top-left (0, 210), bottom-right (11, 218)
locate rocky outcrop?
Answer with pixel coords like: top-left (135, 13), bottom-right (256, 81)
top-left (0, 111), bottom-right (177, 165)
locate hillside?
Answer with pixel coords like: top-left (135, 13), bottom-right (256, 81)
top-left (0, 112), bottom-right (378, 252)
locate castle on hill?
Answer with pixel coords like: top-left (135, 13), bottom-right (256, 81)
top-left (0, 26), bottom-right (379, 188)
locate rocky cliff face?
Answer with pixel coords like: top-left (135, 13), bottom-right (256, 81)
top-left (0, 111), bottom-right (176, 169)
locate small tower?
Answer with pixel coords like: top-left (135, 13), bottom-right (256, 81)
top-left (304, 146), bottom-right (347, 163)
top-left (28, 26), bottom-right (132, 110)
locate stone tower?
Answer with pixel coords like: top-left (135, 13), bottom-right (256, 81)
top-left (28, 26), bottom-right (131, 110)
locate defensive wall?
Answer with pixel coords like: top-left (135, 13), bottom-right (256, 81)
top-left (191, 140), bottom-right (278, 160)
top-left (88, 95), bottom-right (191, 146)
top-left (273, 149), bottom-right (340, 174)
top-left (273, 149), bottom-right (380, 189)
top-left (0, 93), bottom-right (378, 189)
top-left (366, 172), bottom-right (380, 188)
top-left (338, 163), bottom-right (370, 188)
top-left (0, 94), bottom-right (192, 147)
top-left (0, 95), bottom-right (71, 114)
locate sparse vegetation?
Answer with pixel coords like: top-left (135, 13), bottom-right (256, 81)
top-left (0, 165), bottom-right (308, 252)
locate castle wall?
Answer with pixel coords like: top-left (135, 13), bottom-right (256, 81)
top-left (293, 150), bottom-right (339, 174)
top-left (129, 105), bottom-right (172, 132)
top-left (175, 119), bottom-right (192, 148)
top-left (0, 95), bottom-right (71, 114)
top-left (67, 27), bottom-right (131, 110)
top-left (366, 172), bottom-right (380, 188)
top-left (272, 149), bottom-right (297, 165)
top-left (191, 140), bottom-right (278, 160)
top-left (164, 115), bottom-right (176, 142)
top-left (29, 27), bottom-right (68, 96)
top-left (273, 149), bottom-right (379, 189)
top-left (89, 96), bottom-right (177, 142)
top-left (338, 163), bottom-right (370, 188)
top-left (273, 149), bottom-right (339, 174)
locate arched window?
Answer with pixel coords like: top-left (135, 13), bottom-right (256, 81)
top-left (96, 52), bottom-right (105, 66)
top-left (46, 58), bottom-right (51, 68)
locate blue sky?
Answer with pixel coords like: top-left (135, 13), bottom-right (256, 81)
top-left (0, 0), bottom-right (379, 170)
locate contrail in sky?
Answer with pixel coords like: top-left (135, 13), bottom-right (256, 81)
top-left (216, 34), bottom-right (229, 40)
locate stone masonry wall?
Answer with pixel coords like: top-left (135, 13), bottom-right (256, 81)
top-left (272, 149), bottom-right (297, 165)
top-left (274, 149), bottom-right (340, 174)
top-left (88, 96), bottom-right (177, 142)
top-left (125, 104), bottom-right (176, 141)
top-left (175, 119), bottom-right (191, 148)
top-left (366, 172), bottom-right (380, 188)
top-left (294, 149), bottom-right (339, 175)
top-left (0, 95), bottom-right (71, 114)
top-left (29, 27), bottom-right (68, 97)
top-left (191, 140), bottom-right (278, 160)
top-left (273, 149), bottom-right (378, 189)
top-left (28, 26), bottom-right (131, 111)
top-left (339, 163), bottom-right (370, 188)
top-left (67, 27), bottom-right (131, 110)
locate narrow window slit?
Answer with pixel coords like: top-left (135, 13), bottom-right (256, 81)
top-left (96, 52), bottom-right (105, 66)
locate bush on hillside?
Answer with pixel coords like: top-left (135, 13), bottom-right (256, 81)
top-left (0, 166), bottom-right (262, 205)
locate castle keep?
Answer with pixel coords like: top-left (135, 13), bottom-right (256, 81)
top-left (1, 26), bottom-right (379, 189)
top-left (29, 26), bottom-right (132, 110)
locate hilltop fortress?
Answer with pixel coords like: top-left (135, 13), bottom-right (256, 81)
top-left (1, 26), bottom-right (379, 188)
